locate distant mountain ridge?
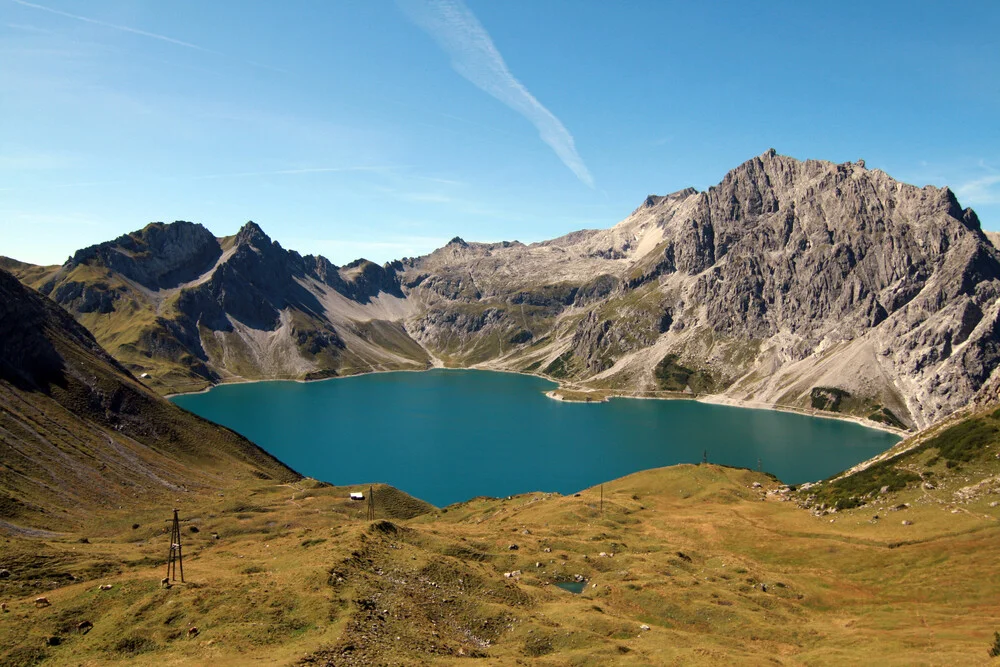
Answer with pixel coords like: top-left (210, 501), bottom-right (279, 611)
top-left (7, 150), bottom-right (1000, 429)
top-left (5, 219), bottom-right (427, 393)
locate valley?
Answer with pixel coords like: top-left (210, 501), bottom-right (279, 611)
top-left (3, 150), bottom-right (1000, 664)
top-left (7, 152), bottom-right (1000, 433)
top-left (5, 1), bottom-right (999, 662)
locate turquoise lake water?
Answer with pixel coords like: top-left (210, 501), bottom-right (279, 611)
top-left (170, 369), bottom-right (900, 507)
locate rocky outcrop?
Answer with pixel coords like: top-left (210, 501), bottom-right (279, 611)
top-left (399, 151), bottom-right (1000, 429)
top-left (63, 221), bottom-right (222, 290)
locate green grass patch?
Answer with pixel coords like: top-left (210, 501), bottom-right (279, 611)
top-left (807, 410), bottom-right (1000, 509)
top-left (654, 354), bottom-right (716, 394)
top-left (921, 416), bottom-right (998, 464)
top-left (544, 350), bottom-right (575, 379)
top-left (868, 406), bottom-right (906, 429)
top-left (813, 457), bottom-right (920, 510)
top-left (301, 538), bottom-right (328, 548)
top-left (111, 634), bottom-right (158, 657)
top-left (810, 387), bottom-right (850, 412)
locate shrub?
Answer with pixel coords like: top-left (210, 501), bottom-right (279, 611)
top-left (544, 351), bottom-right (574, 378)
top-left (923, 417), bottom-right (998, 464)
top-left (655, 354), bottom-right (715, 393)
top-left (810, 387), bottom-right (850, 412)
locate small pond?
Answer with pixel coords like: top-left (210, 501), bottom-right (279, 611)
top-left (554, 581), bottom-right (587, 594)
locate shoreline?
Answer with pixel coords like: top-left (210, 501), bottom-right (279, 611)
top-left (161, 363), bottom-right (440, 399)
top-left (544, 386), bottom-right (906, 436)
top-left (165, 365), bottom-right (907, 437)
top-left (694, 394), bottom-right (907, 436)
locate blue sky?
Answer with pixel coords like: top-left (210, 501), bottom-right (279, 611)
top-left (2, 0), bottom-right (998, 266)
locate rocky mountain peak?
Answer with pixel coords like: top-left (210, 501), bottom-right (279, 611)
top-left (64, 220), bottom-right (221, 290)
top-left (635, 188), bottom-right (699, 214)
top-left (235, 220), bottom-right (271, 248)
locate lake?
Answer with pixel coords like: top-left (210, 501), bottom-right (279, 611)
top-left (170, 369), bottom-right (900, 507)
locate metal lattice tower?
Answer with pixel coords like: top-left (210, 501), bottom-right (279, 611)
top-left (366, 485), bottom-right (375, 521)
top-left (166, 508), bottom-right (185, 583)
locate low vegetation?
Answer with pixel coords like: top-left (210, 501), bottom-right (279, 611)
top-left (804, 407), bottom-right (1000, 510)
top-left (543, 350), bottom-right (575, 379)
top-left (867, 405), bottom-right (907, 429)
top-left (809, 456), bottom-right (921, 510)
top-left (654, 354), bottom-right (716, 394)
top-left (810, 386), bottom-right (850, 411)
top-left (3, 459), bottom-right (1000, 665)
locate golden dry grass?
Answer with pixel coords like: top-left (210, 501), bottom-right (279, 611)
top-left (2, 463), bottom-right (998, 665)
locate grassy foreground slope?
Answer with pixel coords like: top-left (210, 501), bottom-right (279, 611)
top-left (1, 461), bottom-right (998, 665)
top-left (0, 266), bottom-right (299, 531)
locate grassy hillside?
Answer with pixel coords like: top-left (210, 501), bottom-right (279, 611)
top-left (2, 458), bottom-right (998, 665)
top-left (803, 406), bottom-right (1000, 512)
top-left (0, 268), bottom-right (298, 530)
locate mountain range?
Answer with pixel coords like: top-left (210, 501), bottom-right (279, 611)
top-left (4, 151), bottom-right (1000, 664)
top-left (7, 149), bottom-right (1000, 430)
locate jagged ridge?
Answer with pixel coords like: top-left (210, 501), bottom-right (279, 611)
top-left (11, 221), bottom-right (429, 393)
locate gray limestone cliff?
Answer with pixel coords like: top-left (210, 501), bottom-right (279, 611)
top-left (400, 151), bottom-right (1000, 429)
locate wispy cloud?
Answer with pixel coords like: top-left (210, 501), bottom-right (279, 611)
top-left (0, 166), bottom-right (401, 194)
top-left (9, 0), bottom-right (284, 72)
top-left (400, 192), bottom-right (454, 204)
top-left (10, 0), bottom-right (216, 52)
top-left (3, 210), bottom-right (103, 228)
top-left (0, 151), bottom-right (78, 170)
top-left (398, 0), bottom-right (594, 188)
top-left (957, 174), bottom-right (1000, 206)
top-left (196, 165), bottom-right (403, 180)
top-left (412, 175), bottom-right (466, 187)
top-left (5, 21), bottom-right (55, 34)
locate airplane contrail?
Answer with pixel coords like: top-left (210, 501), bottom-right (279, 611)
top-left (10, 0), bottom-right (284, 72)
top-left (398, 0), bottom-right (595, 188)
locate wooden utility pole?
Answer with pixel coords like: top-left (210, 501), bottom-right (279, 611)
top-left (166, 508), bottom-right (184, 583)
top-left (702, 449), bottom-right (708, 465)
top-left (600, 484), bottom-right (604, 515)
top-left (366, 485), bottom-right (375, 521)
